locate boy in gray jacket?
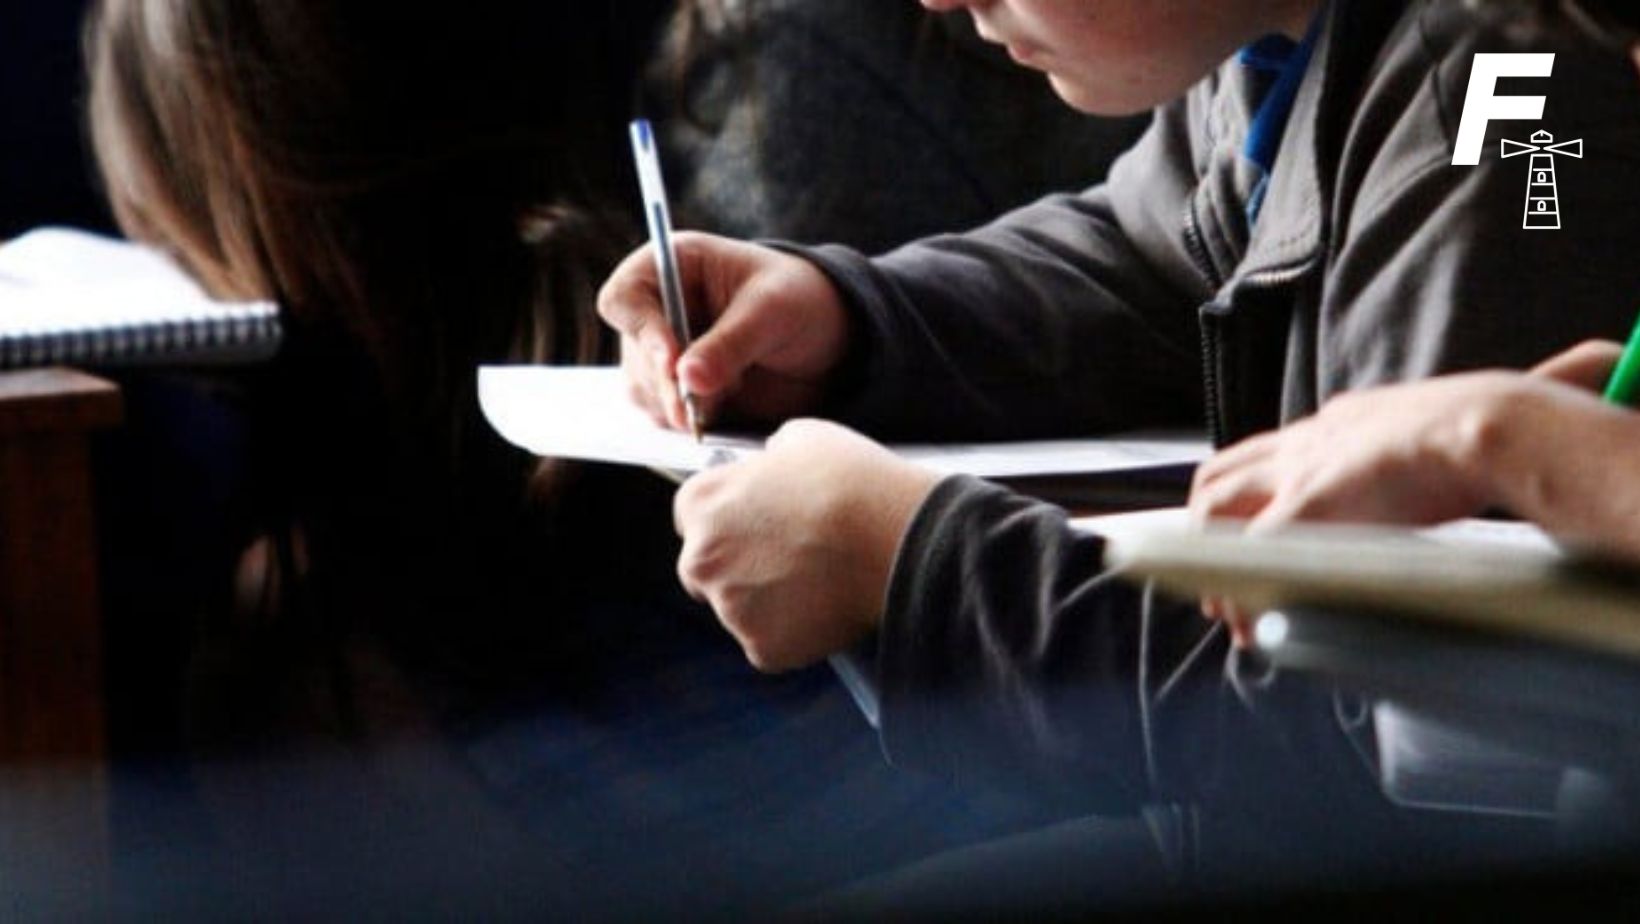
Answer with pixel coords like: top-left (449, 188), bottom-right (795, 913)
top-left (599, 0), bottom-right (1640, 888)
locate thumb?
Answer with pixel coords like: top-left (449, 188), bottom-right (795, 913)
top-left (1531, 339), bottom-right (1625, 392)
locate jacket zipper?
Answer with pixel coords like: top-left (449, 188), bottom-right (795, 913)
top-left (1183, 201), bottom-right (1227, 447)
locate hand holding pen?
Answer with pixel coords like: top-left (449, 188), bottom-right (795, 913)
top-left (600, 121), bottom-right (853, 435)
top-left (628, 119), bottom-right (705, 440)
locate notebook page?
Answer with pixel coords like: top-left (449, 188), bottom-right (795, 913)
top-left (3, 226), bottom-right (190, 281)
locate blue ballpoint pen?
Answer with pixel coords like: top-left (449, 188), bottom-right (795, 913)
top-left (629, 119), bottom-right (704, 442)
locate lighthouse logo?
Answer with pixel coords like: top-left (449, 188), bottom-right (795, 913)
top-left (1501, 130), bottom-right (1583, 230)
top-left (1452, 53), bottom-right (1585, 231)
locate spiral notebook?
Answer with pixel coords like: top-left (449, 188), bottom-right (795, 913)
top-left (0, 227), bottom-right (282, 369)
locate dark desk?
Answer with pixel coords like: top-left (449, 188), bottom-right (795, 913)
top-left (0, 367), bottom-right (122, 892)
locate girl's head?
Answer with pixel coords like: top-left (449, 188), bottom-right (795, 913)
top-left (83, 2), bottom-right (657, 647)
top-left (86, 0), bottom-right (637, 404)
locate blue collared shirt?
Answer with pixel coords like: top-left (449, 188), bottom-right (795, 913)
top-left (1239, 14), bottom-right (1323, 226)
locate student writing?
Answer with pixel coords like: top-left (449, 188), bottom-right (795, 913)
top-left (81, 0), bottom-right (1145, 911)
top-left (600, 0), bottom-right (1640, 889)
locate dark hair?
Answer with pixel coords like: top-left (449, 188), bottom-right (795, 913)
top-left (656, 0), bottom-right (966, 130)
top-left (1471, 0), bottom-right (1640, 47)
top-left (84, 0), bottom-right (644, 684)
top-left (657, 0), bottom-right (764, 129)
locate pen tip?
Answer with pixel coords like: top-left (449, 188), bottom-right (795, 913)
top-left (685, 397), bottom-right (704, 444)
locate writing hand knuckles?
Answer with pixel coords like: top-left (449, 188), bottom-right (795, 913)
top-left (713, 590), bottom-right (789, 672)
top-left (679, 526), bottom-right (737, 586)
top-left (675, 554), bottom-right (707, 602)
top-left (676, 537), bottom-right (734, 602)
top-left (713, 582), bottom-right (761, 626)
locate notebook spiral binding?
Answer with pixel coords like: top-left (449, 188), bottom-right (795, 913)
top-left (0, 303), bottom-right (282, 370)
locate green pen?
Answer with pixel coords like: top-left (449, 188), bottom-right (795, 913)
top-left (1603, 314), bottom-right (1640, 405)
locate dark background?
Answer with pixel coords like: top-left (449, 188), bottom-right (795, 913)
top-left (0, 2), bottom-right (677, 240)
top-left (2, 1), bottom-right (112, 237)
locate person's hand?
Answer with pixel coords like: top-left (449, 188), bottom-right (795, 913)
top-left (1529, 339), bottom-right (1623, 391)
top-left (1190, 371), bottom-right (1531, 530)
top-left (1197, 596), bottom-right (1259, 649)
top-left (673, 420), bottom-right (943, 672)
top-left (597, 232), bottom-right (852, 431)
top-left (1188, 376), bottom-right (1523, 647)
top-left (1190, 340), bottom-right (1626, 644)
top-left (1190, 340), bottom-right (1625, 532)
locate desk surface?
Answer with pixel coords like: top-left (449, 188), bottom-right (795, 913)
top-left (0, 367), bottom-right (121, 437)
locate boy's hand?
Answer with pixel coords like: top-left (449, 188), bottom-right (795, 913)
top-left (1529, 339), bottom-right (1623, 391)
top-left (1190, 340), bottom-right (1627, 641)
top-left (673, 420), bottom-right (942, 672)
top-left (1188, 372), bottom-right (1523, 530)
top-left (1189, 339), bottom-right (1625, 532)
top-left (597, 232), bottom-right (852, 431)
top-left (1199, 596), bottom-right (1259, 649)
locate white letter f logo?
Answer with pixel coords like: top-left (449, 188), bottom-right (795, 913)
top-left (1452, 53), bottom-right (1555, 166)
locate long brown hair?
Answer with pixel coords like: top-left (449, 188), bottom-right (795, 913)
top-left (84, 0), bottom-right (645, 685)
top-left (87, 0), bottom-right (631, 396)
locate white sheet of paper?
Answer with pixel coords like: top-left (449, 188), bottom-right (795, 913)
top-left (0, 227), bottom-right (275, 331)
top-left (477, 366), bottom-right (1211, 478)
top-left (1071, 507), bottom-right (1196, 543)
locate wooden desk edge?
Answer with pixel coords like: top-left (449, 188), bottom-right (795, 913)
top-left (0, 368), bottom-right (123, 436)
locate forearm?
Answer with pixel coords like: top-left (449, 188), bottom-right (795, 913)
top-left (778, 99), bottom-right (1210, 442)
top-left (793, 195), bottom-right (1203, 442)
top-left (874, 476), bottom-right (1389, 833)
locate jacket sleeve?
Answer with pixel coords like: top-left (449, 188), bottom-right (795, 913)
top-left (874, 476), bottom-right (1379, 822)
top-left (874, 476), bottom-right (1170, 811)
top-left (791, 95), bottom-right (1218, 442)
